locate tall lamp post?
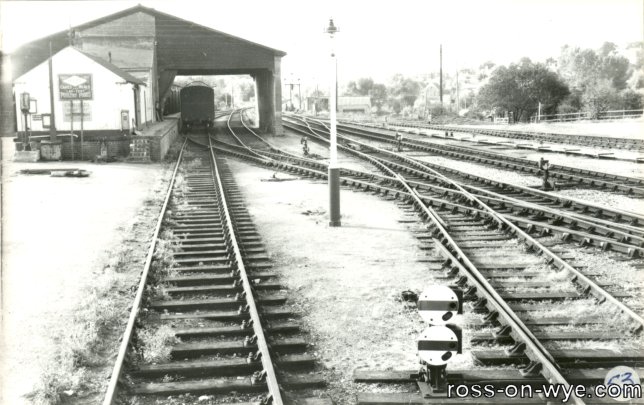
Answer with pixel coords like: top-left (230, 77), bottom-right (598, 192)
top-left (326, 18), bottom-right (341, 227)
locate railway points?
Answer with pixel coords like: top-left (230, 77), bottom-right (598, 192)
top-left (204, 109), bottom-right (644, 404)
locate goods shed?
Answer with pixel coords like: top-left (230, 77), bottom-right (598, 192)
top-left (4, 4), bottom-right (285, 138)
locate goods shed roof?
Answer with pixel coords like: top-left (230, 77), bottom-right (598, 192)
top-left (10, 4), bottom-right (286, 79)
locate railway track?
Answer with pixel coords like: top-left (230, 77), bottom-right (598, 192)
top-left (318, 119), bottom-right (644, 195)
top-left (283, 115), bottom-right (644, 258)
top-left (375, 120), bottom-right (644, 151)
top-left (202, 110), bottom-right (644, 403)
top-left (103, 135), bottom-right (328, 405)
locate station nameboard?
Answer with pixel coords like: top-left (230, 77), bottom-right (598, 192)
top-left (59, 74), bottom-right (93, 100)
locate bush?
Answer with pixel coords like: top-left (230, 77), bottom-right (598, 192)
top-left (429, 104), bottom-right (450, 117)
top-left (557, 90), bottom-right (583, 114)
top-left (582, 80), bottom-right (621, 119)
top-left (621, 89), bottom-right (644, 110)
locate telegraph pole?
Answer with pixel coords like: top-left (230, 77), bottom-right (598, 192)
top-left (456, 69), bottom-right (460, 112)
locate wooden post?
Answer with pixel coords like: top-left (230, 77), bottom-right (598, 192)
top-left (80, 99), bottom-right (84, 160)
top-left (48, 41), bottom-right (57, 140)
top-left (70, 100), bottom-right (75, 160)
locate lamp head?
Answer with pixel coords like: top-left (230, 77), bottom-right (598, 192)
top-left (325, 18), bottom-right (338, 36)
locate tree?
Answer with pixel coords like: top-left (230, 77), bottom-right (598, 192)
top-left (345, 77), bottom-right (374, 96)
top-left (582, 79), bottom-right (621, 118)
top-left (370, 83), bottom-right (387, 112)
top-left (239, 82), bottom-right (255, 101)
top-left (557, 89), bottom-right (583, 114)
top-left (477, 59), bottom-right (569, 122)
top-left (480, 61), bottom-right (495, 70)
top-left (558, 43), bottom-right (631, 92)
top-left (389, 99), bottom-right (402, 114)
top-left (345, 77), bottom-right (387, 112)
top-left (389, 74), bottom-right (421, 107)
top-left (621, 89), bottom-right (644, 110)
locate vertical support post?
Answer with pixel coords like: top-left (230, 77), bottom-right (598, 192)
top-left (456, 70), bottom-right (460, 113)
top-left (144, 90), bottom-right (148, 128)
top-left (70, 100), bottom-right (75, 160)
top-left (538, 102), bottom-right (541, 123)
top-left (23, 111), bottom-right (29, 149)
top-left (439, 44), bottom-right (443, 106)
top-left (48, 41), bottom-right (57, 140)
top-left (80, 99), bottom-right (84, 160)
top-left (328, 19), bottom-right (341, 227)
top-left (335, 59), bottom-right (338, 114)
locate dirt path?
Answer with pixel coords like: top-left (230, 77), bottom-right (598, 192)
top-left (0, 138), bottom-right (171, 404)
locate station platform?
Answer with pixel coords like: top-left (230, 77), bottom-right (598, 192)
top-left (11, 115), bottom-right (180, 162)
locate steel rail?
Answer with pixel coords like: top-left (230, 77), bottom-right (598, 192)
top-left (219, 117), bottom-right (642, 329)
top-left (288, 115), bottom-right (644, 234)
top-left (285, 117), bottom-right (644, 258)
top-left (103, 138), bottom-right (187, 405)
top-left (370, 119), bottom-right (644, 150)
top-left (225, 109), bottom-right (273, 162)
top-left (337, 122), bottom-right (644, 188)
top-left (284, 117), bottom-right (583, 400)
top-left (398, 173), bottom-right (644, 241)
top-left (294, 115), bottom-right (644, 329)
top-left (433, 242), bottom-right (583, 404)
top-left (403, 175), bottom-right (644, 250)
top-left (301, 117), bottom-right (644, 226)
top-left (207, 136), bottom-right (284, 405)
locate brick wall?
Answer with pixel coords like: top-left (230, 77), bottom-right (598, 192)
top-left (41, 118), bottom-right (178, 161)
top-left (60, 138), bottom-right (130, 160)
top-left (151, 116), bottom-right (179, 161)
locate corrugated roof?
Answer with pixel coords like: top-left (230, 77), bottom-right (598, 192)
top-left (75, 49), bottom-right (146, 85)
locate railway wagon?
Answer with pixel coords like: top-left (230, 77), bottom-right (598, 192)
top-left (180, 84), bottom-right (215, 134)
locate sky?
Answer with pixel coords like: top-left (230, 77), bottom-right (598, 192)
top-left (1, 0), bottom-right (643, 88)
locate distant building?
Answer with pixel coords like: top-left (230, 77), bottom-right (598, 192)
top-left (306, 95), bottom-right (371, 114)
top-left (422, 83), bottom-right (443, 105)
top-left (338, 96), bottom-right (371, 114)
top-left (305, 95), bottom-right (329, 113)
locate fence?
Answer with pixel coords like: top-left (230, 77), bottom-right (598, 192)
top-left (531, 109), bottom-right (643, 123)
